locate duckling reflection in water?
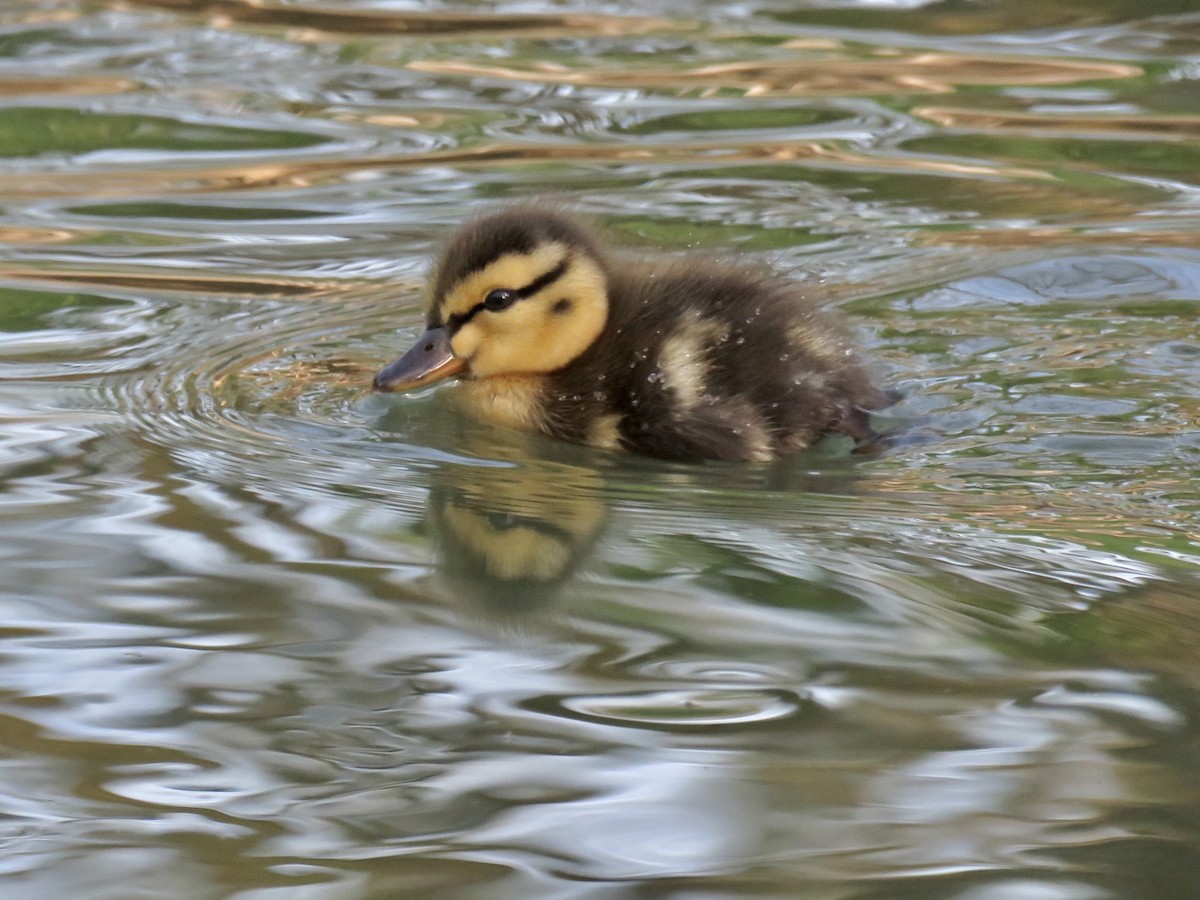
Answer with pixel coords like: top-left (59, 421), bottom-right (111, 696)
top-left (375, 205), bottom-right (895, 462)
top-left (427, 460), bottom-right (607, 616)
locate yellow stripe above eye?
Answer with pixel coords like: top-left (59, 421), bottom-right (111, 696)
top-left (440, 242), bottom-right (570, 320)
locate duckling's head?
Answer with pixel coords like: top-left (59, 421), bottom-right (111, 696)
top-left (374, 207), bottom-right (609, 391)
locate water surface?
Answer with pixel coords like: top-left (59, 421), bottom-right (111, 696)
top-left (2, 1), bottom-right (1200, 897)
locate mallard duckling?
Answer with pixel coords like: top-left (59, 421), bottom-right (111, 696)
top-left (374, 206), bottom-right (894, 462)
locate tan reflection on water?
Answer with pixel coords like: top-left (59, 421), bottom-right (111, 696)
top-left (0, 138), bottom-right (1052, 200)
top-left (122, 0), bottom-right (688, 38)
top-left (0, 264), bottom-right (338, 297)
top-left (925, 226), bottom-right (1200, 250)
top-left (0, 76), bottom-right (137, 97)
top-left (914, 106), bottom-right (1200, 139)
top-left (0, 226), bottom-right (77, 244)
top-left (230, 355), bottom-right (378, 400)
top-left (409, 53), bottom-right (1141, 97)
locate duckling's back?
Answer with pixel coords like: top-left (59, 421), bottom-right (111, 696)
top-left (546, 255), bottom-right (892, 462)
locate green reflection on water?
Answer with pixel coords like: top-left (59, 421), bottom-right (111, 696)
top-left (0, 107), bottom-right (329, 158)
top-left (904, 132), bottom-right (1200, 184)
top-left (0, 287), bottom-right (124, 332)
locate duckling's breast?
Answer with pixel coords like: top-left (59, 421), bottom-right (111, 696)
top-left (455, 375), bottom-right (549, 433)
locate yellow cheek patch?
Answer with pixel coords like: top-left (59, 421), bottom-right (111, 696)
top-left (450, 321), bottom-right (482, 360)
top-left (442, 251), bottom-right (608, 379)
top-left (484, 254), bottom-right (606, 375)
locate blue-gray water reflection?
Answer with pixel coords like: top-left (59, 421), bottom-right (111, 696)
top-left (2, 0), bottom-right (1200, 896)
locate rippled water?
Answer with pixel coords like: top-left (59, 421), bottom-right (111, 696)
top-left (2, 1), bottom-right (1200, 896)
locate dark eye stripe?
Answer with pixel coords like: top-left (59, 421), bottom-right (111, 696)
top-left (515, 255), bottom-right (570, 299)
top-left (445, 254), bottom-right (572, 333)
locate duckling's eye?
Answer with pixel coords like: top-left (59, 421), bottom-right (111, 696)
top-left (483, 289), bottom-right (518, 312)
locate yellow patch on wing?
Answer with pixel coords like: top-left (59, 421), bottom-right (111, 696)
top-left (587, 413), bottom-right (623, 451)
top-left (658, 313), bottom-right (728, 411)
top-left (729, 406), bottom-right (775, 463)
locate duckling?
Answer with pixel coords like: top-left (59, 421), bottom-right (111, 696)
top-left (374, 206), bottom-right (894, 462)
